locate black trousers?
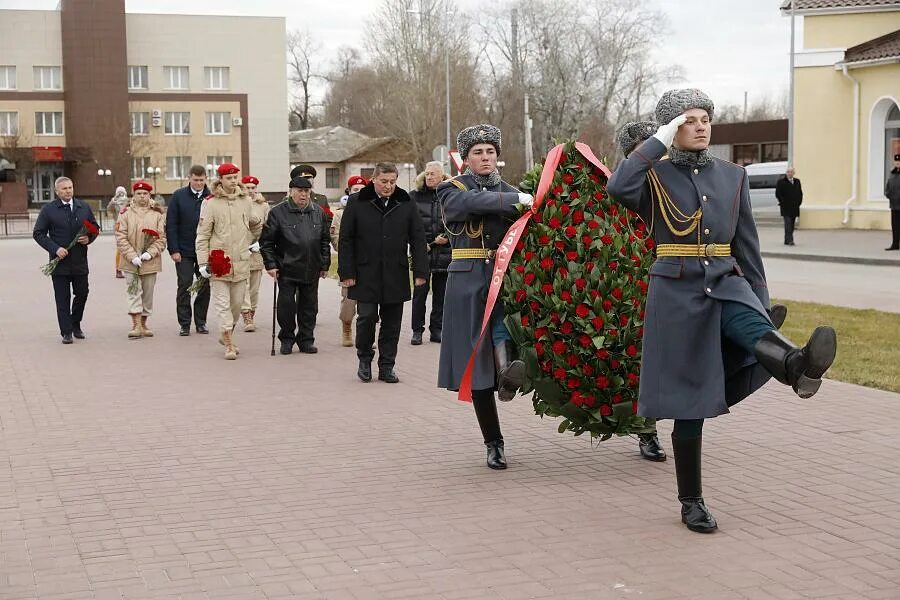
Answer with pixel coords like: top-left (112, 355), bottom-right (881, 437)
top-left (175, 257), bottom-right (210, 328)
top-left (890, 209), bottom-right (900, 248)
top-left (277, 278), bottom-right (319, 346)
top-left (356, 302), bottom-right (403, 370)
top-left (411, 271), bottom-right (447, 335)
top-left (783, 216), bottom-right (796, 244)
top-left (51, 274), bottom-right (89, 335)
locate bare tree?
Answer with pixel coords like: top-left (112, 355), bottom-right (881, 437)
top-left (287, 30), bottom-right (324, 130)
top-left (716, 90), bottom-right (789, 124)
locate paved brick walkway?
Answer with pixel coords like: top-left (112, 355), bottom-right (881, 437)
top-left (2, 236), bottom-right (900, 600)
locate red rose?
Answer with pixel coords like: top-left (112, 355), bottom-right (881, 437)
top-left (558, 267), bottom-right (569, 278)
top-left (555, 241), bottom-right (566, 250)
top-left (609, 204), bottom-right (618, 215)
top-left (549, 217), bottom-right (562, 229)
top-left (593, 191), bottom-right (603, 201)
top-left (585, 262), bottom-right (594, 272)
top-left (521, 314), bottom-right (530, 327)
top-left (596, 349), bottom-right (609, 360)
top-left (572, 210), bottom-right (584, 225)
top-left (595, 376), bottom-right (609, 389)
top-left (532, 212), bottom-right (543, 223)
top-left (632, 400), bottom-right (639, 414)
top-left (552, 340), bottom-right (566, 354)
top-left (575, 278), bottom-right (587, 291)
top-left (82, 219), bottom-right (100, 236)
top-left (645, 239), bottom-right (656, 250)
top-left (564, 226), bottom-right (576, 238)
top-left (612, 287), bottom-right (623, 300)
top-left (570, 191), bottom-right (580, 200)
top-left (627, 373), bottom-right (639, 387)
top-left (611, 359), bottom-right (621, 369)
top-left (626, 345), bottom-right (638, 357)
top-left (566, 377), bottom-right (580, 390)
top-left (141, 228), bottom-right (160, 237)
top-left (608, 261), bottom-right (618, 271)
top-left (516, 240), bottom-right (525, 251)
top-left (560, 321), bottom-right (574, 334)
top-left (582, 235), bottom-right (592, 246)
top-left (567, 354), bottom-right (579, 367)
top-left (551, 312), bottom-right (561, 324)
top-left (601, 235), bottom-right (613, 245)
top-left (582, 364), bottom-right (594, 376)
top-left (571, 391), bottom-right (585, 406)
top-left (560, 291), bottom-right (573, 303)
top-left (566, 251), bottom-right (578, 261)
top-left (538, 235), bottom-right (551, 245)
top-left (579, 334), bottom-right (592, 348)
top-left (535, 327), bottom-right (549, 339)
top-left (541, 283), bottom-right (554, 294)
top-left (530, 301), bottom-right (539, 312)
top-left (562, 174), bottom-right (574, 184)
top-left (590, 289), bottom-right (601, 299)
top-left (524, 273), bottom-right (536, 285)
top-left (540, 257), bottom-right (553, 270)
top-left (609, 329), bottom-right (619, 338)
top-left (535, 342), bottom-right (545, 357)
top-left (560, 205), bottom-right (571, 216)
top-left (553, 186), bottom-right (563, 194)
top-left (515, 289), bottom-right (527, 302)
top-left (612, 393), bottom-right (622, 403)
top-left (542, 361), bottom-right (552, 373)
top-left (587, 219), bottom-right (600, 230)
top-left (620, 314), bottom-right (630, 327)
top-left (599, 404), bottom-right (612, 416)
top-left (602, 300), bottom-right (613, 312)
top-left (553, 368), bottom-right (566, 381)
top-left (524, 251), bottom-right (535, 261)
top-left (583, 394), bottom-right (596, 408)
top-left (591, 317), bottom-right (604, 330)
top-left (575, 304), bottom-right (590, 318)
top-left (515, 265), bottom-right (525, 273)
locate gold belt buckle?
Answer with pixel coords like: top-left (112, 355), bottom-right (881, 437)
top-left (487, 249), bottom-right (496, 259)
top-left (704, 243), bottom-right (717, 257)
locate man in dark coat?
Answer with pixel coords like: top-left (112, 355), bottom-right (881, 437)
top-left (166, 164), bottom-right (212, 335)
top-left (290, 164), bottom-right (329, 209)
top-left (608, 88), bottom-right (837, 534)
top-left (437, 124), bottom-right (534, 470)
top-left (775, 166), bottom-right (803, 245)
top-left (338, 163), bottom-right (428, 384)
top-left (33, 176), bottom-right (100, 344)
top-left (884, 153), bottom-right (900, 251)
top-left (410, 161), bottom-right (452, 345)
top-left (261, 177), bottom-right (331, 355)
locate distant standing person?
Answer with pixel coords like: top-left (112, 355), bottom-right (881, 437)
top-left (330, 175), bottom-right (367, 347)
top-left (166, 165), bottom-right (212, 336)
top-left (108, 185), bottom-right (129, 278)
top-left (884, 153), bottom-right (900, 251)
top-left (240, 175), bottom-right (270, 332)
top-left (410, 161), bottom-right (451, 345)
top-left (775, 166), bottom-right (802, 246)
top-left (33, 176), bottom-right (100, 344)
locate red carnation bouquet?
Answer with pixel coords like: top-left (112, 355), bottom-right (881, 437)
top-left (502, 141), bottom-right (656, 440)
top-left (321, 204), bottom-right (334, 220)
top-left (41, 219), bottom-right (100, 276)
top-left (126, 228), bottom-right (161, 295)
top-left (187, 249), bottom-right (231, 294)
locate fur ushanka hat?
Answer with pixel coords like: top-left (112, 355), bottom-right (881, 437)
top-left (655, 88), bottom-right (715, 125)
top-left (616, 121), bottom-right (658, 157)
top-left (457, 124), bottom-right (502, 159)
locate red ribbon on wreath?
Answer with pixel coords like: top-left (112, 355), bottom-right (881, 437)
top-left (457, 142), bottom-right (611, 402)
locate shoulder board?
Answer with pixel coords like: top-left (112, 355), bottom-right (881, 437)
top-left (446, 177), bottom-right (468, 191)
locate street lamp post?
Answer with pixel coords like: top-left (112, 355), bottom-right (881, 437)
top-left (146, 166), bottom-right (161, 190)
top-left (97, 167), bottom-right (112, 197)
top-left (403, 163), bottom-right (415, 190)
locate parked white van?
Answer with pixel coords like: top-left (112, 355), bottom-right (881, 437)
top-left (743, 161), bottom-right (787, 189)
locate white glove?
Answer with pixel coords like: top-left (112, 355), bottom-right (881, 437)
top-left (140, 252), bottom-right (152, 261)
top-left (131, 256), bottom-right (143, 267)
top-left (248, 241), bottom-right (261, 253)
top-left (199, 266), bottom-right (211, 278)
top-left (652, 114), bottom-right (688, 148)
top-left (517, 193), bottom-right (534, 206)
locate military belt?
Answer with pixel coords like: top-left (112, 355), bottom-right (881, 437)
top-left (452, 248), bottom-right (496, 260)
top-left (655, 243), bottom-right (732, 257)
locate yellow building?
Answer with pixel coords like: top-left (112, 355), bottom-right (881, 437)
top-left (783, 0), bottom-right (900, 229)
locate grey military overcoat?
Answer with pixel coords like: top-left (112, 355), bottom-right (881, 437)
top-left (436, 174), bottom-right (521, 392)
top-left (607, 137), bottom-right (773, 420)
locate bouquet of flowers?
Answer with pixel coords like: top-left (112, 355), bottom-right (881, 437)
top-left (187, 249), bottom-right (231, 294)
top-left (127, 228), bottom-right (160, 295)
top-left (41, 219), bottom-right (100, 276)
top-left (321, 204), bottom-right (334, 220)
top-left (502, 141), bottom-right (656, 440)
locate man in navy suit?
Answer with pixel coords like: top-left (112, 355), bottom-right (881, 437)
top-left (33, 176), bottom-right (100, 344)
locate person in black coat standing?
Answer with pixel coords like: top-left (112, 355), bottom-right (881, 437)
top-left (261, 177), bottom-right (331, 355)
top-left (884, 153), bottom-right (900, 251)
top-left (338, 163), bottom-right (428, 384)
top-left (775, 166), bottom-right (803, 246)
top-left (33, 176), bottom-right (100, 344)
top-left (166, 165), bottom-right (212, 335)
top-left (410, 161), bottom-right (452, 345)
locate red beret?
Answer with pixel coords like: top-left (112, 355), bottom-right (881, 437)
top-left (132, 180), bottom-right (153, 193)
top-left (241, 175), bottom-right (259, 185)
top-left (347, 175), bottom-right (367, 188)
top-left (217, 163), bottom-right (240, 176)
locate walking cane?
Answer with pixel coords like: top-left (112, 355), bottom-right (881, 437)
top-left (270, 276), bottom-right (278, 356)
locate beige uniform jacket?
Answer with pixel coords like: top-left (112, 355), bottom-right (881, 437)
top-left (115, 203), bottom-right (167, 274)
top-left (195, 182), bottom-right (263, 282)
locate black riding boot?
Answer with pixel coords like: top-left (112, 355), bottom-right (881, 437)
top-left (638, 432), bottom-right (667, 462)
top-left (672, 435), bottom-right (717, 533)
top-left (472, 389), bottom-right (506, 469)
top-left (754, 327), bottom-right (837, 399)
top-left (494, 341), bottom-right (525, 402)
top-left (769, 303), bottom-right (787, 329)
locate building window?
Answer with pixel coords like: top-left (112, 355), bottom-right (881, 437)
top-left (732, 144), bottom-right (759, 166)
top-left (33, 66), bottom-right (62, 90)
top-left (165, 111), bottom-right (190, 135)
top-left (128, 65), bottom-right (148, 90)
top-left (0, 112), bottom-right (17, 136)
top-left (0, 66), bottom-right (15, 90)
top-left (130, 112), bottom-right (149, 135)
top-left (163, 66), bottom-right (189, 90)
top-left (325, 168), bottom-right (340, 189)
top-left (35, 111), bottom-right (64, 135)
top-left (131, 157), bottom-right (151, 180)
top-left (205, 112), bottom-right (231, 135)
top-left (206, 155), bottom-right (232, 171)
top-left (204, 66), bottom-right (230, 90)
top-left (762, 142), bottom-right (787, 163)
top-left (166, 156), bottom-right (192, 180)
top-left (360, 168), bottom-right (374, 180)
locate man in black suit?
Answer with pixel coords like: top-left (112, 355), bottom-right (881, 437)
top-left (775, 166), bottom-right (803, 246)
top-left (166, 165), bottom-right (212, 335)
top-left (33, 176), bottom-right (100, 344)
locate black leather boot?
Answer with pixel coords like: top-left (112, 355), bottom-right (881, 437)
top-left (769, 304), bottom-right (787, 330)
top-left (672, 435), bottom-right (717, 533)
top-left (357, 360), bottom-right (372, 382)
top-left (494, 341), bottom-right (525, 402)
top-left (485, 440), bottom-right (507, 470)
top-left (638, 432), bottom-right (667, 462)
top-left (754, 327), bottom-right (837, 399)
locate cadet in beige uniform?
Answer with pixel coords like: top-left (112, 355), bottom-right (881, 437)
top-left (240, 175), bottom-right (270, 332)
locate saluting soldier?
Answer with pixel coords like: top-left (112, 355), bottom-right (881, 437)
top-left (436, 124), bottom-right (534, 470)
top-left (607, 89), bottom-right (837, 534)
top-left (290, 164), bottom-right (330, 209)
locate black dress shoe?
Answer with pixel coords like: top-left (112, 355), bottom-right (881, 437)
top-left (196, 324), bottom-right (209, 334)
top-left (886, 246), bottom-right (899, 251)
top-left (72, 328), bottom-right (85, 340)
top-left (430, 331), bottom-right (442, 343)
top-left (280, 341), bottom-right (293, 355)
top-left (378, 370), bottom-right (400, 383)
top-left (358, 360), bottom-right (372, 382)
top-left (680, 498), bottom-right (718, 533)
top-left (179, 326), bottom-right (190, 336)
top-left (411, 331), bottom-right (423, 345)
top-left (61, 333), bottom-right (74, 344)
top-left (298, 345), bottom-right (318, 354)
top-left (485, 440), bottom-right (507, 470)
top-left (638, 433), bottom-right (667, 462)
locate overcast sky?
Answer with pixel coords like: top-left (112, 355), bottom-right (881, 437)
top-left (9, 0), bottom-right (794, 109)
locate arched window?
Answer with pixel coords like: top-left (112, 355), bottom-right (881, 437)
top-left (886, 104), bottom-right (900, 183)
top-left (867, 98), bottom-right (900, 200)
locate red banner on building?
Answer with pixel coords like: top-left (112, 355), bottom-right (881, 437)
top-left (32, 146), bottom-right (64, 162)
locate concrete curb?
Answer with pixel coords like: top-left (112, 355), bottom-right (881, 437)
top-left (761, 250), bottom-right (900, 267)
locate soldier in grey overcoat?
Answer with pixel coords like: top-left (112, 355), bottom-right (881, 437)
top-left (436, 124), bottom-right (534, 470)
top-left (607, 89), bottom-right (837, 534)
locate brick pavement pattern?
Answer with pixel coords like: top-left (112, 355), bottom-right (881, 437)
top-left (2, 236), bottom-right (899, 600)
